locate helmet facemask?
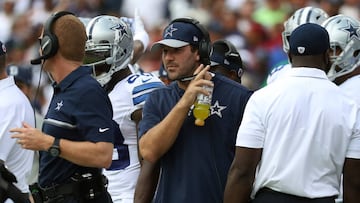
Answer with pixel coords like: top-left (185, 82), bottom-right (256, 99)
top-left (327, 39), bottom-right (360, 81)
top-left (83, 15), bottom-right (134, 86)
top-left (323, 15), bottom-right (360, 81)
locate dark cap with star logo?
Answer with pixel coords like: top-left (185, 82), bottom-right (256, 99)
top-left (210, 39), bottom-right (243, 73)
top-left (151, 20), bottom-right (205, 51)
top-left (289, 23), bottom-right (330, 56)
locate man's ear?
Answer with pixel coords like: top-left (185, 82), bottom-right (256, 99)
top-left (195, 49), bottom-right (201, 62)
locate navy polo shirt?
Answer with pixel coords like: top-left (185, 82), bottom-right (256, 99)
top-left (39, 66), bottom-right (117, 187)
top-left (139, 74), bottom-right (253, 203)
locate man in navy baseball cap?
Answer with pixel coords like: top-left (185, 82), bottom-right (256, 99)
top-left (289, 23), bottom-right (330, 56)
top-left (149, 17), bottom-right (212, 81)
top-left (136, 16), bottom-right (253, 203)
top-left (151, 19), bottom-right (206, 51)
top-left (288, 23), bottom-right (331, 73)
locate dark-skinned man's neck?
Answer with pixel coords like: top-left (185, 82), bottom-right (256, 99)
top-left (291, 54), bottom-right (327, 72)
top-left (104, 66), bottom-right (132, 93)
top-left (334, 66), bottom-right (360, 85)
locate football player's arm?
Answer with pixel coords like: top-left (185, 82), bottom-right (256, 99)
top-left (224, 147), bottom-right (262, 203)
top-left (131, 108), bottom-right (144, 164)
top-left (133, 109), bottom-right (160, 203)
top-left (343, 158), bottom-right (360, 202)
top-left (134, 160), bottom-right (160, 203)
top-left (122, 9), bottom-right (149, 65)
top-left (131, 40), bottom-right (145, 65)
top-left (139, 65), bottom-right (213, 163)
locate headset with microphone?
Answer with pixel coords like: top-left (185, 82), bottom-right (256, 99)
top-left (167, 18), bottom-right (212, 82)
top-left (211, 39), bottom-right (244, 77)
top-left (31, 11), bottom-right (75, 65)
top-left (169, 18), bottom-right (212, 66)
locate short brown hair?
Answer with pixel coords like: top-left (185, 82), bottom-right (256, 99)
top-left (53, 15), bottom-right (87, 62)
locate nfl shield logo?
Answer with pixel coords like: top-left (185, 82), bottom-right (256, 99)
top-left (297, 47), bottom-right (305, 54)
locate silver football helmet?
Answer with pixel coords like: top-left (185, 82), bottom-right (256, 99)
top-left (84, 15), bottom-right (134, 86)
top-left (322, 15), bottom-right (360, 81)
top-left (282, 7), bottom-right (329, 53)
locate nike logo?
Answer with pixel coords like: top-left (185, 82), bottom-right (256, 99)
top-left (142, 78), bottom-right (152, 83)
top-left (99, 128), bottom-right (110, 133)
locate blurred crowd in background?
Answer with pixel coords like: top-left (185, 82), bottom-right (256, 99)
top-left (1, 0), bottom-right (359, 116)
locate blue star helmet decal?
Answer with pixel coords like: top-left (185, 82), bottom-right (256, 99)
top-left (164, 24), bottom-right (178, 38)
top-left (111, 23), bottom-right (128, 36)
top-left (342, 23), bottom-right (359, 39)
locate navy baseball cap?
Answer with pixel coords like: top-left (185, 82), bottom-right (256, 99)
top-left (210, 40), bottom-right (243, 72)
top-left (151, 20), bottom-right (204, 51)
top-left (0, 41), bottom-right (6, 56)
top-left (289, 23), bottom-right (330, 56)
top-left (6, 65), bottom-right (33, 86)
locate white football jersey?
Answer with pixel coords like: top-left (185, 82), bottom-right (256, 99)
top-left (104, 71), bottom-right (164, 202)
top-left (336, 75), bottom-right (360, 202)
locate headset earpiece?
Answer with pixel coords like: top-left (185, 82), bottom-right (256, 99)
top-left (31, 11), bottom-right (75, 65)
top-left (169, 18), bottom-right (212, 65)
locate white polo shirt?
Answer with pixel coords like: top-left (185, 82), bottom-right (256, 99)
top-left (0, 76), bottom-right (35, 194)
top-left (340, 75), bottom-right (360, 105)
top-left (236, 68), bottom-right (360, 199)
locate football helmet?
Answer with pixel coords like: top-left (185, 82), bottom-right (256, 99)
top-left (282, 7), bottom-right (329, 53)
top-left (210, 39), bottom-right (244, 77)
top-left (84, 15), bottom-right (134, 86)
top-left (322, 15), bottom-right (360, 81)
